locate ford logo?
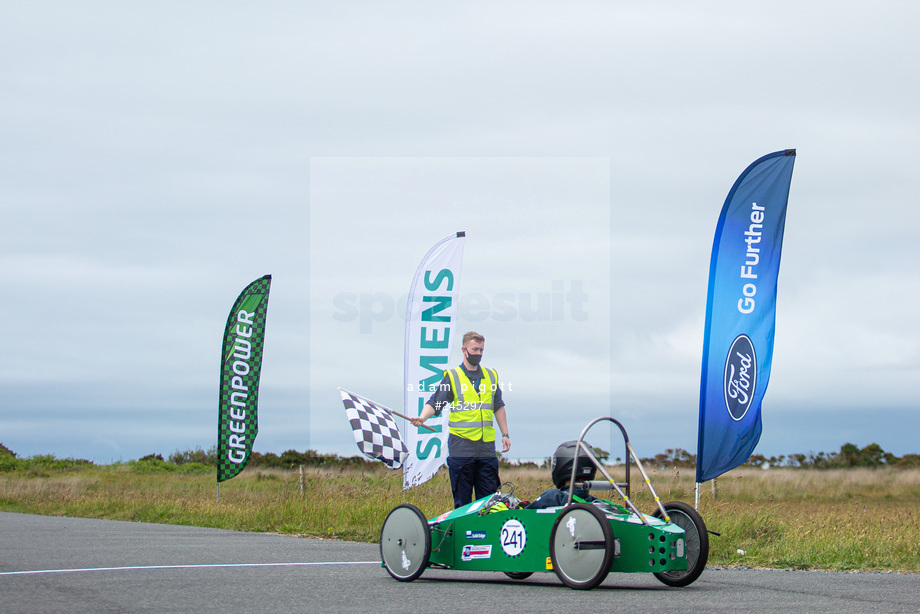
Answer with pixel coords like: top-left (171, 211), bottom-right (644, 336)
top-left (723, 334), bottom-right (756, 421)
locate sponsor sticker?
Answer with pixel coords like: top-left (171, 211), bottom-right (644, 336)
top-left (461, 544), bottom-right (492, 561)
top-left (465, 530), bottom-right (487, 540)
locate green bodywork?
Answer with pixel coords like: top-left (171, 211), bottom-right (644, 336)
top-left (426, 496), bottom-right (688, 574)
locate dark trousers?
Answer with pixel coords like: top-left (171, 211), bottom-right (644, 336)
top-left (447, 456), bottom-right (500, 508)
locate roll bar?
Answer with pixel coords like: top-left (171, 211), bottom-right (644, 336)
top-left (565, 416), bottom-right (671, 524)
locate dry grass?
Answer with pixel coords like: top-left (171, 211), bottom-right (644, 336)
top-left (1, 463), bottom-right (918, 571)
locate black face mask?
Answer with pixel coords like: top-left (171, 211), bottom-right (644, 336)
top-left (465, 352), bottom-right (483, 367)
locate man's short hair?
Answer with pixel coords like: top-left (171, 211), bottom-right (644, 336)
top-left (462, 331), bottom-right (485, 346)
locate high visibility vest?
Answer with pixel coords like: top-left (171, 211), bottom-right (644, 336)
top-left (446, 366), bottom-right (499, 442)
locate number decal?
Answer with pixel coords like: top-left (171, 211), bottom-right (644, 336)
top-left (500, 519), bottom-right (526, 557)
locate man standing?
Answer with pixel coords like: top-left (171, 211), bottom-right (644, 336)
top-left (411, 331), bottom-right (510, 508)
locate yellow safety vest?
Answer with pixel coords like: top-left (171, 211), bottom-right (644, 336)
top-left (446, 366), bottom-right (499, 442)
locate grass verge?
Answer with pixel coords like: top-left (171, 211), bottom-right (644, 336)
top-left (1, 463), bottom-right (917, 572)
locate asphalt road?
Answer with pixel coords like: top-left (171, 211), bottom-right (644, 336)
top-left (1, 512), bottom-right (917, 613)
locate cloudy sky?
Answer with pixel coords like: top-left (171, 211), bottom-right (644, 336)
top-left (2, 2), bottom-right (917, 466)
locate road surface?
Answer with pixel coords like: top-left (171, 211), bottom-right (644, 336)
top-left (1, 512), bottom-right (916, 613)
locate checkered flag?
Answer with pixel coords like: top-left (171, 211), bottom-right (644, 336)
top-left (338, 388), bottom-right (408, 470)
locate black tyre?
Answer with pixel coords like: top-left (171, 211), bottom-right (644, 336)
top-left (549, 503), bottom-right (614, 590)
top-left (652, 501), bottom-right (709, 587)
top-left (503, 571), bottom-right (533, 580)
top-left (380, 504), bottom-right (431, 581)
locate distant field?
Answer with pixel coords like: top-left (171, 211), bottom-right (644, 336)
top-left (1, 463), bottom-right (918, 572)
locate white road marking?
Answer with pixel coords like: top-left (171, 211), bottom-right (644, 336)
top-left (0, 561), bottom-right (380, 577)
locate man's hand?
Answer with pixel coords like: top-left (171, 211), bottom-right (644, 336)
top-left (501, 434), bottom-right (511, 453)
top-left (410, 416), bottom-right (425, 427)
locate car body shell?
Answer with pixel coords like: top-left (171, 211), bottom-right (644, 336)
top-left (426, 495), bottom-right (688, 575)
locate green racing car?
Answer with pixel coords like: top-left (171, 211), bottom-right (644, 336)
top-left (380, 417), bottom-right (709, 590)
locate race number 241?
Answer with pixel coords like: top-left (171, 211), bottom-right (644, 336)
top-left (500, 519), bottom-right (527, 557)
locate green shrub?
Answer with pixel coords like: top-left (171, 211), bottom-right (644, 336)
top-left (168, 447), bottom-right (216, 466)
top-left (14, 455), bottom-right (94, 471)
top-left (895, 454), bottom-right (920, 468)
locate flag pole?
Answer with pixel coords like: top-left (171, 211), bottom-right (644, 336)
top-left (389, 409), bottom-right (436, 432)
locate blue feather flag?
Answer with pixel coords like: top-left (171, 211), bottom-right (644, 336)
top-left (696, 151), bottom-right (797, 483)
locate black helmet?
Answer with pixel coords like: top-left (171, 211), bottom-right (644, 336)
top-left (551, 440), bottom-right (597, 488)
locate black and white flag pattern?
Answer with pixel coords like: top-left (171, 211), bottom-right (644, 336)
top-left (338, 388), bottom-right (408, 469)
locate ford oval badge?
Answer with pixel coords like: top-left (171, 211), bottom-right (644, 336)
top-left (723, 334), bottom-right (756, 421)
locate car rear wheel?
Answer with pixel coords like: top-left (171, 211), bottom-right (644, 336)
top-left (380, 504), bottom-right (431, 581)
top-left (549, 503), bottom-right (614, 590)
top-left (652, 501), bottom-right (709, 587)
